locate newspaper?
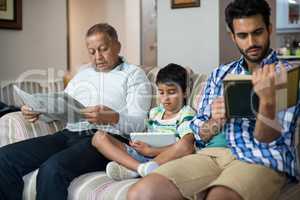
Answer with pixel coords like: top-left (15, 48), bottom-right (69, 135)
top-left (13, 85), bottom-right (85, 123)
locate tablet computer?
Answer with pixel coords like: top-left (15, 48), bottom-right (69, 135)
top-left (130, 132), bottom-right (177, 147)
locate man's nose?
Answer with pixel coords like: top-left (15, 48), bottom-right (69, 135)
top-left (248, 35), bottom-right (256, 46)
top-left (95, 51), bottom-right (103, 60)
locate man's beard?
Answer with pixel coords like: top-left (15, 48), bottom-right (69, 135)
top-left (237, 40), bottom-right (270, 64)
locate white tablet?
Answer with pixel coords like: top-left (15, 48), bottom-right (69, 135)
top-left (130, 132), bottom-right (177, 147)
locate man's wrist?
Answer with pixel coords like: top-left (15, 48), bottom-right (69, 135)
top-left (258, 100), bottom-right (276, 119)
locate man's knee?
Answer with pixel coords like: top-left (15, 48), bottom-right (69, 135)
top-left (128, 173), bottom-right (182, 200)
top-left (206, 186), bottom-right (242, 200)
top-left (127, 177), bottom-right (155, 200)
top-left (127, 174), bottom-right (164, 200)
top-left (37, 158), bottom-right (67, 181)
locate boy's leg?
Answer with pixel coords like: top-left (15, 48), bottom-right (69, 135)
top-left (0, 130), bottom-right (69, 200)
top-left (92, 131), bottom-right (140, 170)
top-left (153, 133), bottom-right (195, 165)
top-left (36, 135), bottom-right (109, 200)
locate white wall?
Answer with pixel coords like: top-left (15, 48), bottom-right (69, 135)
top-left (69, 0), bottom-right (126, 74)
top-left (0, 0), bottom-right (67, 81)
top-left (124, 0), bottom-right (141, 65)
top-left (157, 0), bottom-right (219, 74)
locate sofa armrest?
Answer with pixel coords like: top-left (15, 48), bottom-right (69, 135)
top-left (0, 111), bottom-right (64, 147)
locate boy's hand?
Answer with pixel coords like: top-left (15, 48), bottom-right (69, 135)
top-left (21, 105), bottom-right (40, 123)
top-left (130, 140), bottom-right (153, 157)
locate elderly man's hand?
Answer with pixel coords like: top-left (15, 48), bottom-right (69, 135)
top-left (21, 105), bottom-right (40, 123)
top-left (80, 105), bottom-right (119, 125)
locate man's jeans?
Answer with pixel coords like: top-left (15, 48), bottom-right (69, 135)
top-left (0, 129), bottom-right (117, 200)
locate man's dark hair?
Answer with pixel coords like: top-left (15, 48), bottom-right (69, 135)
top-left (156, 63), bottom-right (188, 94)
top-left (225, 0), bottom-right (271, 33)
top-left (86, 23), bottom-right (118, 41)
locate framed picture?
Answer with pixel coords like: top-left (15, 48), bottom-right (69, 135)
top-left (0, 0), bottom-right (22, 30)
top-left (171, 0), bottom-right (200, 9)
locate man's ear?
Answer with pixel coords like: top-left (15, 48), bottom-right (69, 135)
top-left (230, 31), bottom-right (236, 44)
top-left (267, 24), bottom-right (273, 35)
top-left (116, 41), bottom-right (121, 53)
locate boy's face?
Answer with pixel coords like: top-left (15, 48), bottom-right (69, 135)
top-left (157, 83), bottom-right (185, 114)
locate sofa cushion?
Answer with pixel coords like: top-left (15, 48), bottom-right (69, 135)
top-left (188, 74), bottom-right (207, 111)
top-left (0, 112), bottom-right (64, 147)
top-left (22, 169), bottom-right (139, 200)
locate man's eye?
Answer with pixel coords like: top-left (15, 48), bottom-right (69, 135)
top-left (100, 47), bottom-right (108, 52)
top-left (253, 30), bottom-right (263, 36)
top-left (89, 49), bottom-right (95, 55)
top-left (237, 33), bottom-right (247, 39)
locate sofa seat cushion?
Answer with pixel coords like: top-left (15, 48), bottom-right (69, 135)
top-left (22, 170), bottom-right (139, 200)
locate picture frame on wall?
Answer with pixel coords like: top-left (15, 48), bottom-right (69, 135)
top-left (0, 0), bottom-right (22, 30)
top-left (171, 0), bottom-right (200, 9)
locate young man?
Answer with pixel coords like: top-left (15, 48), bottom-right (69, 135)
top-left (127, 1), bottom-right (299, 200)
top-left (0, 23), bottom-right (151, 200)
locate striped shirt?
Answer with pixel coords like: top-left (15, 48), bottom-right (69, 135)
top-left (190, 50), bottom-right (300, 179)
top-left (147, 105), bottom-right (195, 140)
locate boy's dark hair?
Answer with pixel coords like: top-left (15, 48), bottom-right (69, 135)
top-left (225, 0), bottom-right (271, 33)
top-left (86, 23), bottom-right (118, 41)
top-left (156, 63), bottom-right (188, 94)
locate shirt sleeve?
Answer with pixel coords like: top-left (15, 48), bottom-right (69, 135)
top-left (176, 106), bottom-right (196, 138)
top-left (116, 67), bottom-right (152, 135)
top-left (190, 69), bottom-right (220, 147)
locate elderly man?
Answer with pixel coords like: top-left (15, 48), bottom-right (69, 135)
top-left (127, 1), bottom-right (299, 200)
top-left (0, 23), bottom-right (151, 200)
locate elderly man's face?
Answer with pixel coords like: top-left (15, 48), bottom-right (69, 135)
top-left (231, 14), bottom-right (271, 65)
top-left (86, 32), bottom-right (121, 72)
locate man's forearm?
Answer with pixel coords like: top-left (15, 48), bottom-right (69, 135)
top-left (254, 101), bottom-right (282, 143)
top-left (200, 118), bottom-right (224, 142)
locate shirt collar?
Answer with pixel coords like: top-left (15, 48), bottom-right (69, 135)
top-left (238, 49), bottom-right (278, 69)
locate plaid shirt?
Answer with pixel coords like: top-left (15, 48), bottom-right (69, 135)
top-left (190, 50), bottom-right (300, 179)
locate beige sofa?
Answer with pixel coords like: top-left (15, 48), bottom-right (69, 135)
top-left (0, 67), bottom-right (299, 200)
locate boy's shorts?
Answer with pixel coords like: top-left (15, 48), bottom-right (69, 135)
top-left (154, 148), bottom-right (287, 200)
top-left (125, 144), bottom-right (153, 163)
